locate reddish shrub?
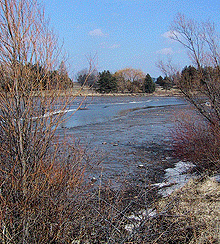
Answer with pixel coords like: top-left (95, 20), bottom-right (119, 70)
top-left (171, 111), bottom-right (220, 171)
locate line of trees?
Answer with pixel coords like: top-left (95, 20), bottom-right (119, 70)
top-left (0, 61), bottom-right (73, 92)
top-left (76, 67), bottom-right (156, 94)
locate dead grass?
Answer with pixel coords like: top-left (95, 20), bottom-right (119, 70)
top-left (148, 176), bottom-right (220, 244)
top-left (62, 174), bottom-right (219, 243)
top-left (67, 86), bottom-right (182, 97)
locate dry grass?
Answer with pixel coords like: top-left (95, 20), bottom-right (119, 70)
top-left (67, 86), bottom-right (182, 97)
top-left (61, 175), bottom-right (219, 243)
top-left (139, 176), bottom-right (220, 244)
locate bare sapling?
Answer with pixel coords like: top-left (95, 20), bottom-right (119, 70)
top-left (0, 0), bottom-right (89, 243)
top-left (158, 14), bottom-right (220, 170)
top-left (170, 14), bottom-right (220, 127)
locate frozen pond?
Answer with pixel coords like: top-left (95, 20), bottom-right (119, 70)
top-left (57, 96), bottom-right (189, 185)
top-left (60, 96), bottom-right (186, 128)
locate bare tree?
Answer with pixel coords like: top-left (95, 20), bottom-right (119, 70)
top-left (0, 0), bottom-right (89, 243)
top-left (158, 14), bottom-right (220, 170)
top-left (167, 13), bottom-right (220, 126)
top-left (114, 67), bottom-right (146, 93)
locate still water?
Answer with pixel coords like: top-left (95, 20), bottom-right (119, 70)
top-left (57, 96), bottom-right (188, 184)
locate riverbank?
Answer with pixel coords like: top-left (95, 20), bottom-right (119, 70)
top-left (81, 87), bottom-right (182, 97)
top-left (59, 94), bottom-right (220, 242)
top-left (151, 175), bottom-right (220, 243)
top-left (60, 85), bottom-right (182, 97)
top-left (70, 169), bottom-right (220, 243)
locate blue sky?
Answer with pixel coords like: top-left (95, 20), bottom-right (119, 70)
top-left (43, 0), bottom-right (220, 78)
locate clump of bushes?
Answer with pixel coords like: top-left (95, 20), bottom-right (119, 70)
top-left (172, 111), bottom-right (220, 173)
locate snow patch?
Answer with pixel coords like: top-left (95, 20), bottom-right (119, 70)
top-left (159, 161), bottom-right (195, 197)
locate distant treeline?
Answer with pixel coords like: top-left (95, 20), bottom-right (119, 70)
top-left (76, 65), bottom-right (219, 94)
top-left (76, 68), bottom-right (157, 94)
top-left (0, 61), bottom-right (73, 92)
top-left (1, 62), bottom-right (210, 94)
top-left (76, 67), bottom-right (178, 94)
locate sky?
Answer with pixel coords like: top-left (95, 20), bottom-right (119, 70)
top-left (43, 0), bottom-right (220, 78)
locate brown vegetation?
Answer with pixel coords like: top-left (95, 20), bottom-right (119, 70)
top-left (0, 0), bottom-right (88, 242)
top-left (140, 176), bottom-right (220, 244)
top-left (43, 175), bottom-right (219, 243)
top-left (0, 1), bottom-right (218, 242)
top-left (172, 111), bottom-right (220, 172)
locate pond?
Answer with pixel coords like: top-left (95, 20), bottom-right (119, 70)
top-left (57, 95), bottom-right (189, 186)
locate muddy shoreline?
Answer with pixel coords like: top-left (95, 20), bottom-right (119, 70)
top-left (61, 98), bottom-right (192, 189)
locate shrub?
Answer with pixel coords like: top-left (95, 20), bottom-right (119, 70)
top-left (171, 111), bottom-right (220, 172)
top-left (0, 136), bottom-right (90, 243)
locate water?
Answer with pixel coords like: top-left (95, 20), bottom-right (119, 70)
top-left (60, 96), bottom-right (185, 128)
top-left (57, 96), bottom-right (188, 185)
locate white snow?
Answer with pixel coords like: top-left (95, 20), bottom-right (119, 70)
top-left (158, 161), bottom-right (195, 197)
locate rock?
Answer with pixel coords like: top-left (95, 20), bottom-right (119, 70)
top-left (91, 177), bottom-right (97, 183)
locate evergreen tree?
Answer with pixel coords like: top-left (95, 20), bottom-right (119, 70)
top-left (180, 66), bottom-right (198, 91)
top-left (156, 75), bottom-right (174, 90)
top-left (97, 70), bottom-right (117, 93)
top-left (143, 73), bottom-right (155, 93)
top-left (156, 76), bottom-right (164, 86)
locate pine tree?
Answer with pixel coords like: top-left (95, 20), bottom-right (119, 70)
top-left (143, 73), bottom-right (155, 93)
top-left (97, 70), bottom-right (117, 93)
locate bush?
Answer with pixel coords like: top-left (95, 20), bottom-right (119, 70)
top-left (0, 0), bottom-right (89, 242)
top-left (171, 111), bottom-right (220, 172)
top-left (0, 136), bottom-right (90, 242)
